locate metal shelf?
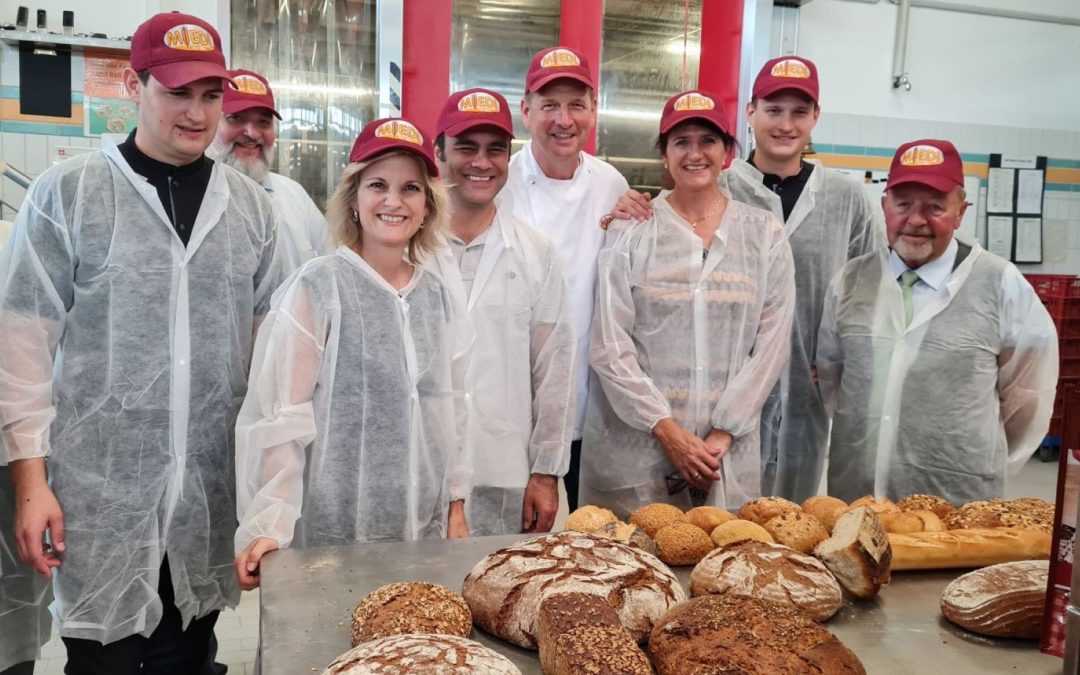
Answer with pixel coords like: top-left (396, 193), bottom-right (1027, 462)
top-left (0, 29), bottom-right (129, 52)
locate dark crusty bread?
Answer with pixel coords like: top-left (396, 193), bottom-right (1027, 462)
top-left (322, 633), bottom-right (521, 674)
top-left (350, 582), bottom-right (471, 646)
top-left (649, 595), bottom-right (866, 674)
top-left (813, 506), bottom-right (892, 599)
top-left (940, 560), bottom-right (1049, 638)
top-left (690, 539), bottom-right (843, 621)
top-left (552, 625), bottom-right (652, 675)
top-left (537, 593), bottom-right (621, 675)
top-left (462, 531), bottom-right (685, 648)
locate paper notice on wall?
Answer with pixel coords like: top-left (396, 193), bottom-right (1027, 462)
top-left (1000, 155), bottom-right (1038, 170)
top-left (987, 168), bottom-right (1015, 212)
top-left (987, 215), bottom-right (1013, 259)
top-left (1017, 170), bottom-right (1044, 214)
top-left (83, 52), bottom-right (130, 99)
top-left (1044, 220), bottom-right (1069, 264)
top-left (1014, 217), bottom-right (1042, 263)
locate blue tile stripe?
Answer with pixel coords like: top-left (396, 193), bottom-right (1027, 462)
top-left (1, 120), bottom-right (85, 136)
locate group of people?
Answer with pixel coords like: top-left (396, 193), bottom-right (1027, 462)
top-left (0, 9), bottom-right (1060, 675)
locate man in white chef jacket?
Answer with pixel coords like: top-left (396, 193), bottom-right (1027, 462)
top-left (497, 46), bottom-right (629, 510)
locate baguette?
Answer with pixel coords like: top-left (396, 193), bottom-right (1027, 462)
top-left (889, 528), bottom-right (1051, 571)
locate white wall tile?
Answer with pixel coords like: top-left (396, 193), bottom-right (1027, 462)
top-left (2, 133), bottom-right (27, 175)
top-left (23, 135), bottom-right (48, 177)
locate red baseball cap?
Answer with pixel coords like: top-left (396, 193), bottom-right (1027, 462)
top-left (349, 117), bottom-right (438, 177)
top-left (436, 88), bottom-right (514, 139)
top-left (753, 55), bottom-right (819, 103)
top-left (659, 90), bottom-right (729, 134)
top-left (886, 139), bottom-right (965, 193)
top-left (525, 46), bottom-right (595, 94)
top-left (130, 12), bottom-right (231, 89)
top-left (223, 69), bottom-right (281, 119)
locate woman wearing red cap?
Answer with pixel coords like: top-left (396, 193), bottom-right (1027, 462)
top-left (581, 91), bottom-right (796, 516)
top-left (232, 117), bottom-right (472, 588)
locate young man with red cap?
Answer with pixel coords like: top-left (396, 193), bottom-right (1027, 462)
top-left (211, 68), bottom-right (329, 275)
top-left (614, 55), bottom-right (883, 503)
top-left (0, 12), bottom-right (279, 673)
top-left (431, 88), bottom-right (576, 536)
top-left (817, 139), bottom-right (1058, 504)
top-left (497, 46), bottom-right (629, 511)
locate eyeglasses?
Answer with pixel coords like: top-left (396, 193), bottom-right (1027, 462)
top-left (665, 471), bottom-right (688, 496)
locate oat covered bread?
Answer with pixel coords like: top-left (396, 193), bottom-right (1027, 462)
top-left (322, 633), bottom-right (521, 674)
top-left (802, 496), bottom-right (848, 533)
top-left (737, 497), bottom-right (801, 525)
top-left (350, 582), bottom-right (472, 646)
top-left (629, 503), bottom-right (688, 537)
top-left (649, 595), bottom-right (866, 675)
top-left (685, 506), bottom-right (736, 534)
top-left (551, 625), bottom-right (653, 675)
top-left (813, 506), bottom-right (892, 599)
top-left (940, 560), bottom-right (1049, 639)
top-left (943, 498), bottom-right (1054, 533)
top-left (896, 494), bottom-right (955, 519)
top-left (461, 531), bottom-right (685, 648)
top-left (710, 520), bottom-right (774, 547)
top-left (593, 521), bottom-right (658, 556)
top-left (537, 592), bottom-right (622, 675)
top-left (762, 511), bottom-right (830, 554)
top-left (655, 522), bottom-right (715, 565)
top-left (690, 540), bottom-right (843, 621)
top-left (565, 505), bottom-right (619, 533)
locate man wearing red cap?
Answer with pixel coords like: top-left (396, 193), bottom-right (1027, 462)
top-left (497, 46), bottom-right (629, 511)
top-left (0, 12), bottom-right (279, 673)
top-left (430, 88), bottom-right (576, 536)
top-left (817, 139), bottom-right (1058, 503)
top-left (211, 68), bottom-right (329, 275)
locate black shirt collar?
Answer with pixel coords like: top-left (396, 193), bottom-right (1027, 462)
top-left (118, 129), bottom-right (212, 178)
top-left (748, 150), bottom-right (814, 187)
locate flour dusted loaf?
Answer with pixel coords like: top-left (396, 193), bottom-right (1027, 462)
top-left (322, 634), bottom-right (521, 674)
top-left (461, 531), bottom-right (685, 648)
top-left (813, 506), bottom-right (892, 599)
top-left (690, 539), bottom-right (843, 621)
top-left (537, 592), bottom-right (621, 675)
top-left (350, 582), bottom-right (472, 646)
top-left (649, 595), bottom-right (866, 675)
top-left (940, 560), bottom-right (1049, 638)
top-left (551, 625), bottom-right (652, 675)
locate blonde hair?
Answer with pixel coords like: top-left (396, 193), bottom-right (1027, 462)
top-left (327, 151), bottom-right (449, 264)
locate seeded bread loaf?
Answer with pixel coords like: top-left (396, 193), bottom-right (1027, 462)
top-left (813, 506), bottom-right (892, 599)
top-left (629, 503), bottom-right (688, 537)
top-left (762, 511), bottom-right (830, 554)
top-left (551, 625), bottom-right (652, 675)
top-left (897, 494), bottom-right (955, 519)
top-left (737, 497), bottom-right (801, 526)
top-left (940, 560), bottom-right (1049, 638)
top-left (655, 522), bottom-right (715, 565)
top-left (322, 633), bottom-right (521, 674)
top-left (350, 582), bottom-right (472, 646)
top-left (537, 592), bottom-right (622, 675)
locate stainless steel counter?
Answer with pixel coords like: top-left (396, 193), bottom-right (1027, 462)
top-left (259, 534), bottom-right (1059, 674)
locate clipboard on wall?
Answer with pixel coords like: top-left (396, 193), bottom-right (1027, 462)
top-left (987, 154), bottom-right (1046, 264)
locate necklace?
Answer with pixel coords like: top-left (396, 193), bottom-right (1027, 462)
top-left (670, 195), bottom-right (725, 230)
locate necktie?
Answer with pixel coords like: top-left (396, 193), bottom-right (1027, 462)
top-left (899, 270), bottom-right (920, 326)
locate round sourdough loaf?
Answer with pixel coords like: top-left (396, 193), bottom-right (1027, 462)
top-left (689, 539), bottom-right (843, 621)
top-left (649, 595), bottom-right (866, 674)
top-left (462, 531), bottom-right (685, 648)
top-left (321, 633), bottom-right (521, 674)
top-left (940, 560), bottom-right (1049, 638)
top-left (350, 582), bottom-right (471, 646)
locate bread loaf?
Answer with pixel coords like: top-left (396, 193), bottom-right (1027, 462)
top-left (897, 494), bottom-right (955, 519)
top-left (593, 521), bottom-right (657, 556)
top-left (848, 495), bottom-right (900, 516)
top-left (878, 510), bottom-right (945, 534)
top-left (762, 511), bottom-right (830, 554)
top-left (943, 498), bottom-right (1054, 533)
top-left (565, 505), bottom-right (618, 533)
top-left (461, 531), bottom-right (685, 648)
top-left (710, 519), bottom-right (774, 547)
top-left (940, 560), bottom-right (1049, 638)
top-left (649, 595), bottom-right (866, 674)
top-left (690, 539), bottom-right (843, 621)
top-left (738, 497), bottom-right (801, 525)
top-left (537, 592), bottom-right (622, 675)
top-left (802, 496), bottom-right (848, 533)
top-left (322, 634), bottom-right (521, 674)
top-left (551, 625), bottom-right (652, 674)
top-left (889, 528), bottom-right (1052, 571)
top-left (350, 582), bottom-right (471, 646)
top-left (655, 522), bottom-right (715, 565)
top-left (685, 506), bottom-right (736, 534)
top-left (629, 503), bottom-right (687, 537)
top-left (813, 506), bottom-right (892, 599)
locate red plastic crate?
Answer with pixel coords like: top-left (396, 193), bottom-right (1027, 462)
top-left (1063, 337), bottom-right (1080, 359)
top-left (1027, 274), bottom-right (1080, 300)
top-left (1048, 415), bottom-right (1063, 438)
top-left (1062, 356), bottom-right (1080, 380)
top-left (1053, 316), bottom-right (1080, 338)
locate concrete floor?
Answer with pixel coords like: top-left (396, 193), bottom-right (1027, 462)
top-left (31, 453), bottom-right (1065, 674)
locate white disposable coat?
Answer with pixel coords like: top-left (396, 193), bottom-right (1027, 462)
top-left (431, 212), bottom-right (576, 536)
top-left (498, 142), bottom-right (629, 438)
top-left (235, 247), bottom-right (473, 550)
top-left (817, 238), bottom-right (1058, 503)
top-left (0, 140), bottom-right (279, 644)
top-left (0, 464), bottom-right (51, 670)
top-left (264, 172), bottom-right (330, 275)
top-left (720, 159), bottom-right (884, 502)
top-left (581, 195), bottom-right (795, 516)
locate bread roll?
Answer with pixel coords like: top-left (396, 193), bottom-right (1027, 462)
top-left (690, 540), bottom-right (843, 621)
top-left (629, 503), bottom-right (687, 537)
top-left (350, 582), bottom-right (471, 646)
top-left (763, 511), bottom-right (830, 554)
top-left (940, 560), bottom-right (1049, 638)
top-left (897, 493), bottom-right (955, 519)
top-left (461, 531), bottom-right (685, 648)
top-left (878, 510), bottom-right (945, 534)
top-left (738, 497), bottom-right (801, 525)
top-left (537, 593), bottom-right (621, 675)
top-left (551, 625), bottom-right (652, 674)
top-left (565, 505), bottom-right (618, 533)
top-left (685, 506), bottom-right (736, 534)
top-left (322, 634), bottom-right (521, 674)
top-left (813, 506), bottom-right (891, 599)
top-left (649, 595), bottom-right (866, 674)
top-left (593, 521), bottom-right (658, 556)
top-left (802, 496), bottom-right (848, 532)
top-left (888, 528), bottom-right (1052, 571)
top-left (655, 522), bottom-right (715, 566)
top-left (710, 519), bottom-right (775, 547)
top-left (848, 495), bottom-right (900, 515)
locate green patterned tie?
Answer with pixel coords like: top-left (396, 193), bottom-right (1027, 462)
top-left (900, 270), bottom-right (920, 326)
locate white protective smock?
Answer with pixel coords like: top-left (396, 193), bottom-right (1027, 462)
top-left (235, 246), bottom-right (473, 550)
top-left (263, 172), bottom-right (330, 275)
top-left (0, 140), bottom-right (279, 644)
top-left (0, 463), bottom-right (51, 670)
top-left (497, 142), bottom-right (629, 438)
top-left (720, 159), bottom-right (884, 503)
top-left (581, 195), bottom-right (796, 517)
top-left (430, 211), bottom-right (576, 536)
top-left (817, 237), bottom-right (1059, 504)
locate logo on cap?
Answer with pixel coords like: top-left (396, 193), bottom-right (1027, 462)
top-left (232, 75), bottom-right (268, 96)
top-left (458, 92), bottom-right (500, 114)
top-left (900, 145), bottom-right (945, 167)
top-left (673, 93), bottom-right (716, 112)
top-left (770, 58), bottom-right (811, 79)
top-left (374, 120), bottom-right (423, 146)
top-left (540, 48), bottom-right (581, 69)
top-left (163, 24), bottom-right (216, 52)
